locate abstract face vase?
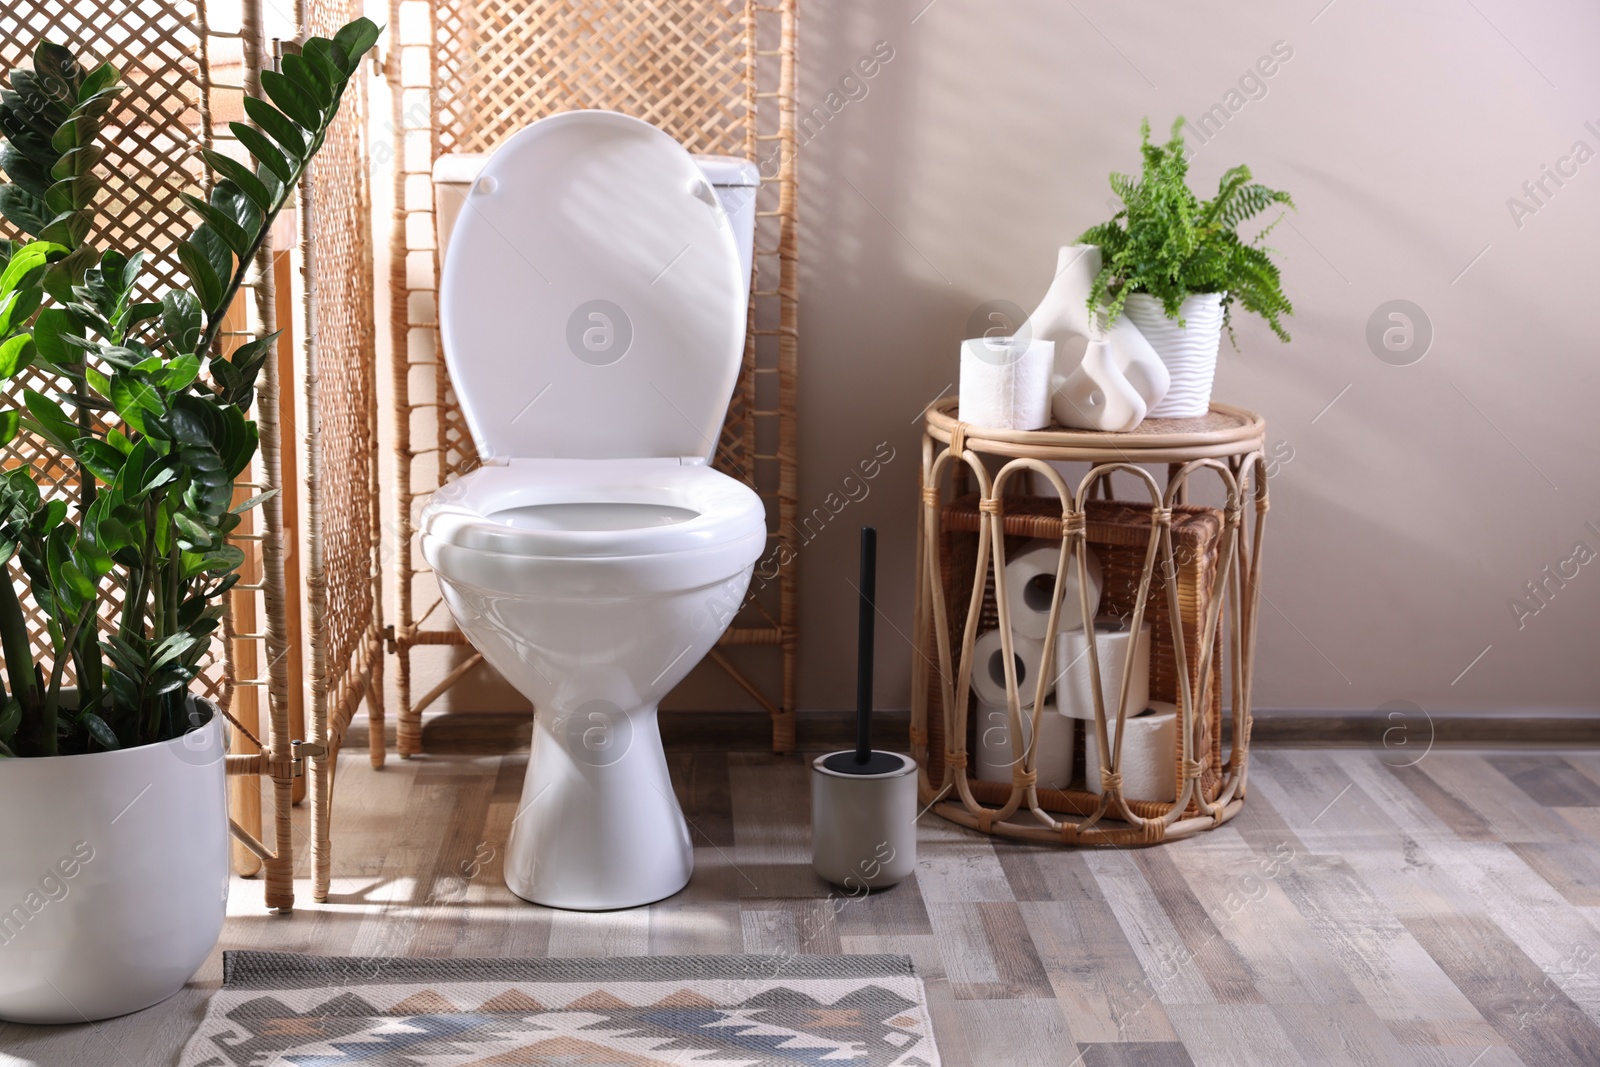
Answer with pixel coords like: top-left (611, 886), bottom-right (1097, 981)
top-left (1026, 245), bottom-right (1170, 432)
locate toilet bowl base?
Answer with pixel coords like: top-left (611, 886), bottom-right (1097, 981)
top-left (501, 702), bottom-right (694, 911)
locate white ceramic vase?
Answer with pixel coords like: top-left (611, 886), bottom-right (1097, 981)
top-left (1122, 292), bottom-right (1224, 418)
top-left (1027, 245), bottom-right (1170, 432)
top-left (0, 704), bottom-right (229, 1024)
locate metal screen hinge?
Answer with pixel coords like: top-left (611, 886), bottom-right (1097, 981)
top-left (384, 624), bottom-right (397, 652)
top-left (290, 739), bottom-right (328, 777)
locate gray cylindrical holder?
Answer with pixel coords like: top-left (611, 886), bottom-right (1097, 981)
top-left (811, 751), bottom-right (918, 890)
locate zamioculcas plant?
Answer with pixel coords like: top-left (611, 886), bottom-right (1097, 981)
top-left (0, 18), bottom-right (381, 757)
top-left (1079, 117), bottom-right (1295, 343)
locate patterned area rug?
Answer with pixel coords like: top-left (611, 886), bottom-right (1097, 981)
top-left (179, 951), bottom-right (940, 1066)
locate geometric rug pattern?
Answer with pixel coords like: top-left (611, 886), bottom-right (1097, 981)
top-left (179, 952), bottom-right (940, 1066)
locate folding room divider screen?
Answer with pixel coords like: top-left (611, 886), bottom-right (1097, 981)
top-left (385, 0), bottom-right (801, 754)
top-left (0, 0), bottom-right (385, 911)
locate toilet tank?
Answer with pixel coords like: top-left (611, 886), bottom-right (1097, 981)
top-left (431, 149), bottom-right (760, 288)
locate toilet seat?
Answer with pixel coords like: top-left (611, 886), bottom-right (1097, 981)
top-left (420, 460), bottom-right (767, 597)
top-left (423, 460), bottom-right (764, 559)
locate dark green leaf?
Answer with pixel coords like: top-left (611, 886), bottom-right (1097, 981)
top-left (22, 389), bottom-right (77, 452)
top-left (0, 411), bottom-right (18, 448)
top-left (78, 62), bottom-right (120, 100)
top-left (49, 116), bottom-right (94, 155)
top-left (199, 544), bottom-right (245, 573)
top-left (32, 42), bottom-right (84, 102)
top-left (181, 193), bottom-right (251, 256)
top-left (227, 330), bottom-right (279, 386)
top-left (302, 38), bottom-right (351, 86)
top-left (331, 19), bottom-right (383, 72)
top-left (98, 344), bottom-right (145, 370)
top-left (214, 184), bottom-right (262, 248)
top-left (0, 143), bottom-right (52, 199)
top-left (200, 149), bottom-right (274, 213)
top-left (238, 99), bottom-right (305, 159)
top-left (108, 375), bottom-right (162, 432)
top-left (172, 511), bottom-right (212, 549)
top-left (43, 244), bottom-right (95, 302)
top-left (166, 404), bottom-right (209, 447)
top-left (121, 301), bottom-right (162, 333)
top-left (0, 185), bottom-right (49, 235)
top-left (192, 226), bottom-right (234, 303)
top-left (38, 209), bottom-right (91, 249)
top-left (280, 53), bottom-right (333, 108)
top-left (175, 240), bottom-right (221, 308)
top-left (79, 710), bottom-right (120, 750)
top-left (95, 515), bottom-right (133, 552)
top-left (228, 121), bottom-right (293, 183)
top-left (74, 438), bottom-right (123, 482)
top-left (230, 487), bottom-right (278, 514)
top-left (258, 69), bottom-right (322, 130)
top-left (43, 173), bottom-right (99, 215)
top-left (31, 307), bottom-right (76, 365)
top-left (141, 465), bottom-right (176, 494)
top-left (161, 289), bottom-right (203, 353)
top-left (162, 352), bottom-right (200, 391)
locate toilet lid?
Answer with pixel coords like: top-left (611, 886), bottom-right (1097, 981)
top-left (438, 111), bottom-right (747, 461)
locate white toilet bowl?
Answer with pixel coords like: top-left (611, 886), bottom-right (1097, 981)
top-left (419, 111), bottom-right (764, 909)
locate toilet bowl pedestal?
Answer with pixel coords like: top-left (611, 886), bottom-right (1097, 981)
top-left (503, 702), bottom-right (692, 910)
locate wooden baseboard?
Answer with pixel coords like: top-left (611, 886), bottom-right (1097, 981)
top-left (345, 708), bottom-right (915, 755)
top-left (342, 707), bottom-right (1600, 757)
top-left (1249, 709), bottom-right (1600, 746)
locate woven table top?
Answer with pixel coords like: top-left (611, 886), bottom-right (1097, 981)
top-left (924, 396), bottom-right (1265, 461)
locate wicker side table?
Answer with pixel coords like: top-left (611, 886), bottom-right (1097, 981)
top-left (911, 398), bottom-right (1268, 845)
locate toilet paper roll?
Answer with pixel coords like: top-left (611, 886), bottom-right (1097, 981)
top-left (959, 336), bottom-right (1054, 430)
top-left (1003, 541), bottom-right (1104, 640)
top-left (1053, 616), bottom-right (1151, 722)
top-left (1085, 700), bottom-right (1178, 802)
top-left (970, 629), bottom-right (1047, 709)
top-left (973, 701), bottom-right (1075, 789)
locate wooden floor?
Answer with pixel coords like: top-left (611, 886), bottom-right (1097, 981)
top-left (8, 733), bottom-right (1600, 1066)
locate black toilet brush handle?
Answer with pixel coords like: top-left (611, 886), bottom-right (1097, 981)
top-left (856, 526), bottom-right (877, 765)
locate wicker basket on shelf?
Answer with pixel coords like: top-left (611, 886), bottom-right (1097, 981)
top-left (925, 494), bottom-right (1227, 818)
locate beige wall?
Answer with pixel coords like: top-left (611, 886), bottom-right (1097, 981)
top-left (785, 0), bottom-right (1600, 718)
top-left (381, 0), bottom-right (1600, 722)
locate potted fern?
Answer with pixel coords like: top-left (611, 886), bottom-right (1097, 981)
top-left (0, 19), bottom-right (379, 1024)
top-left (1079, 117), bottom-right (1294, 418)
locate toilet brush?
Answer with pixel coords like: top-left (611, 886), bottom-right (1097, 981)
top-left (811, 526), bottom-right (918, 890)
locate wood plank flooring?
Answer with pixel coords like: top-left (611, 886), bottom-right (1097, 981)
top-left (7, 736), bottom-right (1600, 1066)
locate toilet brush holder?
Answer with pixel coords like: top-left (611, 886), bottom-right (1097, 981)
top-left (810, 526), bottom-right (918, 890)
top-left (811, 750), bottom-right (918, 890)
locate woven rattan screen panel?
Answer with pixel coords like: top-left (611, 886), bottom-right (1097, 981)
top-left (0, 0), bottom-right (236, 704)
top-left (303, 0), bottom-right (384, 748)
top-left (388, 0), bottom-right (799, 753)
top-left (299, 0), bottom-right (386, 902)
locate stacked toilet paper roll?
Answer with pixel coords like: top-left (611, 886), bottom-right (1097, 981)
top-left (1053, 616), bottom-right (1151, 723)
top-left (1003, 542), bottom-right (1104, 640)
top-left (970, 629), bottom-right (1047, 708)
top-left (958, 336), bottom-right (1054, 430)
top-left (1084, 700), bottom-right (1178, 803)
top-left (973, 701), bottom-right (1074, 789)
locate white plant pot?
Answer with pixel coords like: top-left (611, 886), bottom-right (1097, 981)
top-left (0, 700), bottom-right (229, 1024)
top-left (1122, 292), bottom-right (1223, 419)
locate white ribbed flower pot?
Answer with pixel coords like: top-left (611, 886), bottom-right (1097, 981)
top-left (1123, 292), bottom-right (1224, 418)
top-left (0, 700), bottom-right (229, 1024)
